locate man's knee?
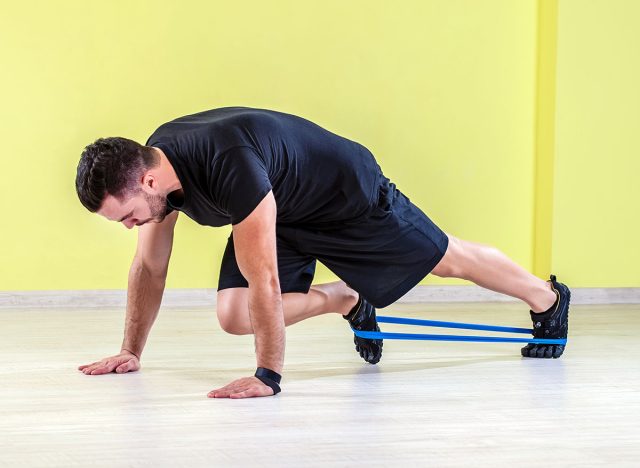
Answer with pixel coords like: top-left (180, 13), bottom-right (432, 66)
top-left (216, 288), bottom-right (252, 335)
top-left (431, 234), bottom-right (466, 278)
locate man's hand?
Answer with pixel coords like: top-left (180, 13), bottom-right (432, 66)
top-left (78, 350), bottom-right (140, 375)
top-left (207, 376), bottom-right (274, 399)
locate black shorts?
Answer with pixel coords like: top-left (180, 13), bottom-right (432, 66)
top-left (217, 178), bottom-right (449, 308)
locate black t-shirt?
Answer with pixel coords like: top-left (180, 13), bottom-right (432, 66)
top-left (145, 106), bottom-right (383, 227)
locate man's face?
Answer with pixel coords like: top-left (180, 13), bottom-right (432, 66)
top-left (97, 190), bottom-right (168, 229)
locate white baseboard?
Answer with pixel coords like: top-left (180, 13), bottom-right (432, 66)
top-left (1, 286), bottom-right (639, 309)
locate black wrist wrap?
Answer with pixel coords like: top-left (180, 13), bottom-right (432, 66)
top-left (255, 367), bottom-right (282, 395)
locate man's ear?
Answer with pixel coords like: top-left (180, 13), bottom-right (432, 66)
top-left (141, 172), bottom-right (157, 191)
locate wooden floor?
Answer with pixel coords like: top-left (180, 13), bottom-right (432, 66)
top-left (1, 302), bottom-right (639, 467)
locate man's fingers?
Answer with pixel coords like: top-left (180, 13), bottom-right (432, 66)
top-left (230, 385), bottom-right (273, 399)
top-left (208, 382), bottom-right (237, 397)
top-left (81, 365), bottom-right (99, 374)
top-left (115, 361), bottom-right (134, 373)
top-left (229, 388), bottom-right (261, 399)
top-left (85, 361), bottom-right (117, 375)
top-left (211, 385), bottom-right (272, 399)
top-left (78, 362), bottom-right (100, 370)
top-left (208, 376), bottom-right (276, 399)
top-left (89, 366), bottom-right (111, 375)
top-left (79, 353), bottom-right (139, 375)
top-left (208, 386), bottom-right (225, 396)
top-left (208, 388), bottom-right (234, 398)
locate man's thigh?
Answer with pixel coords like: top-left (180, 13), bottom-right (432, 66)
top-left (217, 231), bottom-right (317, 294)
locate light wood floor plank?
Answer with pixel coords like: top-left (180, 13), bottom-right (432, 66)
top-left (1, 303), bottom-right (638, 467)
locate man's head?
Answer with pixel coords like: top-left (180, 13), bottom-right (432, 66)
top-left (75, 137), bottom-right (170, 229)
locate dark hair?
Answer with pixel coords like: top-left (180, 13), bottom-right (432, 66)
top-left (75, 137), bottom-right (158, 212)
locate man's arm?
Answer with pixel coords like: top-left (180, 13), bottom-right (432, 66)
top-left (79, 210), bottom-right (178, 375)
top-left (208, 191), bottom-right (285, 398)
top-left (121, 210), bottom-right (179, 358)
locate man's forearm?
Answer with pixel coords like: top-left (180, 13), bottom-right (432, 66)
top-left (248, 280), bottom-right (285, 373)
top-left (121, 259), bottom-right (166, 358)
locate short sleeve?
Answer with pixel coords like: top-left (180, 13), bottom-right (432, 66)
top-left (212, 146), bottom-right (273, 225)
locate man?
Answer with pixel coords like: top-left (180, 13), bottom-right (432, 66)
top-left (75, 106), bottom-right (570, 399)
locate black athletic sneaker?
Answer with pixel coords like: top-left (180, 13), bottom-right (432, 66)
top-left (343, 295), bottom-right (383, 364)
top-left (521, 274), bottom-right (571, 359)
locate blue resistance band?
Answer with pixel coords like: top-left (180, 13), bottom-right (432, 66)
top-left (352, 315), bottom-right (567, 345)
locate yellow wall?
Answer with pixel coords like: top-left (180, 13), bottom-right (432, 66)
top-left (5, 1), bottom-right (631, 292)
top-left (553, 0), bottom-right (640, 286)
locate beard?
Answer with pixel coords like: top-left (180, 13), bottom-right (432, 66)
top-left (142, 191), bottom-right (169, 223)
